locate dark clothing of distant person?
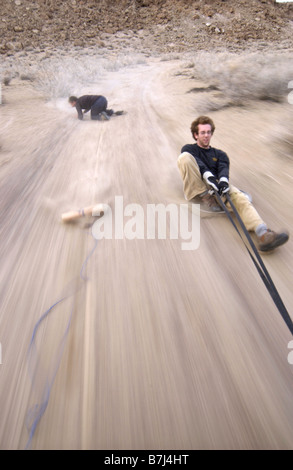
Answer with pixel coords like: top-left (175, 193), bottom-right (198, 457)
top-left (74, 95), bottom-right (108, 120)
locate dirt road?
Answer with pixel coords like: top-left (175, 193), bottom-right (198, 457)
top-left (1, 57), bottom-right (293, 450)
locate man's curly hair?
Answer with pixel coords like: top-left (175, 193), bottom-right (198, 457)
top-left (191, 116), bottom-right (215, 140)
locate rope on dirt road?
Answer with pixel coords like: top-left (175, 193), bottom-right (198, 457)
top-left (25, 296), bottom-right (74, 450)
top-left (214, 191), bottom-right (293, 336)
top-left (24, 235), bottom-right (98, 450)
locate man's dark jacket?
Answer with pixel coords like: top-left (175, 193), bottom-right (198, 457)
top-left (181, 143), bottom-right (230, 180)
top-left (75, 95), bottom-right (102, 120)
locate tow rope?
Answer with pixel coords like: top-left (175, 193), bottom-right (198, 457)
top-left (213, 190), bottom-right (293, 336)
top-left (25, 235), bottom-right (98, 449)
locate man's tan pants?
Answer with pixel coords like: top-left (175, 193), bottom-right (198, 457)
top-left (177, 152), bottom-right (264, 232)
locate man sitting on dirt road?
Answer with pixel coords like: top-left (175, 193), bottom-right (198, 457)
top-left (177, 115), bottom-right (289, 253)
top-left (69, 95), bottom-right (123, 121)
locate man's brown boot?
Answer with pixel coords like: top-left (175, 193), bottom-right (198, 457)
top-left (258, 229), bottom-right (289, 252)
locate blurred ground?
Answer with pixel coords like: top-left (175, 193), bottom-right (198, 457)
top-left (0, 57), bottom-right (293, 450)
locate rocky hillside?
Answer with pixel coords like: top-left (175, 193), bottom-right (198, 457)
top-left (1, 0), bottom-right (293, 56)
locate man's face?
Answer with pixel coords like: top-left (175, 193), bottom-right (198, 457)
top-left (194, 124), bottom-right (213, 149)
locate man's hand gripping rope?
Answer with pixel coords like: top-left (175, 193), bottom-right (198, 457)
top-left (204, 171), bottom-right (230, 197)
